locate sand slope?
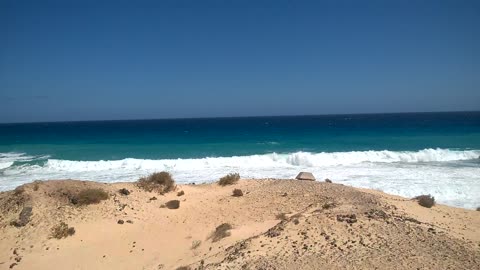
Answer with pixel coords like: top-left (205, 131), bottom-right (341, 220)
top-left (0, 179), bottom-right (479, 270)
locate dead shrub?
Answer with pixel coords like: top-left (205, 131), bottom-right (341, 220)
top-left (191, 240), bottom-right (201, 249)
top-left (414, 195), bottom-right (435, 208)
top-left (137, 172), bottom-right (175, 194)
top-left (209, 223), bottom-right (232, 242)
top-left (218, 173), bottom-right (240, 186)
top-left (51, 222), bottom-right (75, 239)
top-left (232, 188), bottom-right (243, 197)
top-left (71, 188), bottom-right (109, 206)
top-left (119, 188), bottom-right (130, 195)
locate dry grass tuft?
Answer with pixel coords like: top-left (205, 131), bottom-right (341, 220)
top-left (232, 188), bottom-right (243, 197)
top-left (210, 223), bottom-right (233, 242)
top-left (191, 240), bottom-right (201, 250)
top-left (71, 188), bottom-right (109, 206)
top-left (51, 222), bottom-right (75, 239)
top-left (414, 195), bottom-right (435, 208)
top-left (218, 173), bottom-right (240, 186)
top-left (137, 172), bottom-right (175, 194)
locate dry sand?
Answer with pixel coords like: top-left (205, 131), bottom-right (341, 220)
top-left (0, 178), bottom-right (479, 270)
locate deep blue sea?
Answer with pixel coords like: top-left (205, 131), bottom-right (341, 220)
top-left (1, 112), bottom-right (479, 208)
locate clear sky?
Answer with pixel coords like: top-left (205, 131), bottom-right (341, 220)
top-left (1, 0), bottom-right (479, 123)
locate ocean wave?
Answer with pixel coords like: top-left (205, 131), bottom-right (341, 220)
top-left (35, 148), bottom-right (480, 171)
top-left (1, 148), bottom-right (479, 209)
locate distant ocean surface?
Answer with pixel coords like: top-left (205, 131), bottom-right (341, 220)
top-left (1, 112), bottom-right (479, 209)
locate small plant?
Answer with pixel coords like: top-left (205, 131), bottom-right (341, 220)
top-left (177, 190), bottom-right (185, 196)
top-left (72, 188), bottom-right (109, 206)
top-left (218, 173), bottom-right (240, 186)
top-left (414, 195), bottom-right (435, 208)
top-left (191, 240), bottom-right (201, 250)
top-left (322, 201), bottom-right (336, 209)
top-left (51, 222), bottom-right (75, 239)
top-left (137, 172), bottom-right (175, 194)
top-left (209, 223), bottom-right (233, 242)
top-left (119, 188), bottom-right (130, 195)
top-left (165, 200), bottom-right (180, 209)
top-left (275, 213), bottom-right (288, 220)
top-left (232, 188), bottom-right (243, 197)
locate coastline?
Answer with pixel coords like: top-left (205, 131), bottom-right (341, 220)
top-left (1, 178), bottom-right (479, 269)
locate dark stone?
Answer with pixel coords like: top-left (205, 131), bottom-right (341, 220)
top-left (149, 197), bottom-right (157, 201)
top-left (126, 220), bottom-right (133, 224)
top-left (165, 200), bottom-right (180, 209)
top-left (177, 190), bottom-right (185, 196)
top-left (117, 220), bottom-right (125, 224)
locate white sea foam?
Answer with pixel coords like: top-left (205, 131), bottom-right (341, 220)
top-left (0, 149), bottom-right (479, 209)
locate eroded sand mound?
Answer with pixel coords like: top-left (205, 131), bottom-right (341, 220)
top-left (0, 179), bottom-right (479, 270)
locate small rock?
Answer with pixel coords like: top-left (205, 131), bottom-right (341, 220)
top-left (177, 190), bottom-right (185, 196)
top-left (325, 178), bottom-right (332, 183)
top-left (165, 200), bottom-right (180, 209)
top-left (126, 220), bottom-right (133, 224)
top-left (117, 220), bottom-right (125, 224)
top-left (149, 197), bottom-right (157, 201)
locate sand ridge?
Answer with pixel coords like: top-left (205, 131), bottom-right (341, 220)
top-left (0, 179), bottom-right (479, 269)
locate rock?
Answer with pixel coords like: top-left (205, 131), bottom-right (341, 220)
top-left (325, 178), bottom-right (332, 183)
top-left (295, 172), bottom-right (316, 181)
top-left (177, 190), bottom-right (185, 196)
top-left (126, 220), bottom-right (133, 224)
top-left (117, 220), bottom-right (125, 224)
top-left (165, 200), bottom-right (180, 209)
top-left (119, 188), bottom-right (130, 195)
top-left (149, 197), bottom-right (157, 201)
top-left (336, 214), bottom-right (357, 224)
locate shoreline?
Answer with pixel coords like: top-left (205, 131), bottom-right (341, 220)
top-left (1, 178), bottom-right (479, 269)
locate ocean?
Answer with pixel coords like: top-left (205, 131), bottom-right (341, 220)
top-left (1, 112), bottom-right (479, 209)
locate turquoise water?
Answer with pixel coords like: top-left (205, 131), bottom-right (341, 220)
top-left (1, 112), bottom-right (479, 208)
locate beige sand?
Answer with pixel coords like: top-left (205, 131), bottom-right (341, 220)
top-left (0, 179), bottom-right (479, 270)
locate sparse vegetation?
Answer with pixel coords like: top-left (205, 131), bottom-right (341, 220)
top-left (165, 200), bottom-right (180, 209)
top-left (275, 213), bottom-right (288, 220)
top-left (10, 206), bottom-right (33, 227)
top-left (210, 223), bottom-right (233, 242)
top-left (137, 172), bottom-right (175, 194)
top-left (218, 173), bottom-right (240, 186)
top-left (325, 178), bottom-right (332, 183)
top-left (177, 190), bottom-right (185, 196)
top-left (33, 181), bottom-right (41, 191)
top-left (51, 222), bottom-right (75, 239)
top-left (322, 201), bottom-right (336, 209)
top-left (414, 195), bottom-right (435, 208)
top-left (232, 188), bottom-right (243, 197)
top-left (13, 186), bottom-right (25, 196)
top-left (71, 188), bottom-right (109, 206)
top-left (191, 240), bottom-right (201, 249)
top-left (119, 188), bottom-right (130, 195)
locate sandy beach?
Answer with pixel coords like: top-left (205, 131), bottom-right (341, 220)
top-left (0, 178), bottom-right (479, 270)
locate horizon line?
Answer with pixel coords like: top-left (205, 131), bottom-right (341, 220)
top-left (1, 109), bottom-right (479, 125)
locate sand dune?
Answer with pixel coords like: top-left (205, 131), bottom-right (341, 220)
top-left (0, 179), bottom-right (479, 270)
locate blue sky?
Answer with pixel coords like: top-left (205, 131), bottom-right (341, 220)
top-left (1, 0), bottom-right (479, 123)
